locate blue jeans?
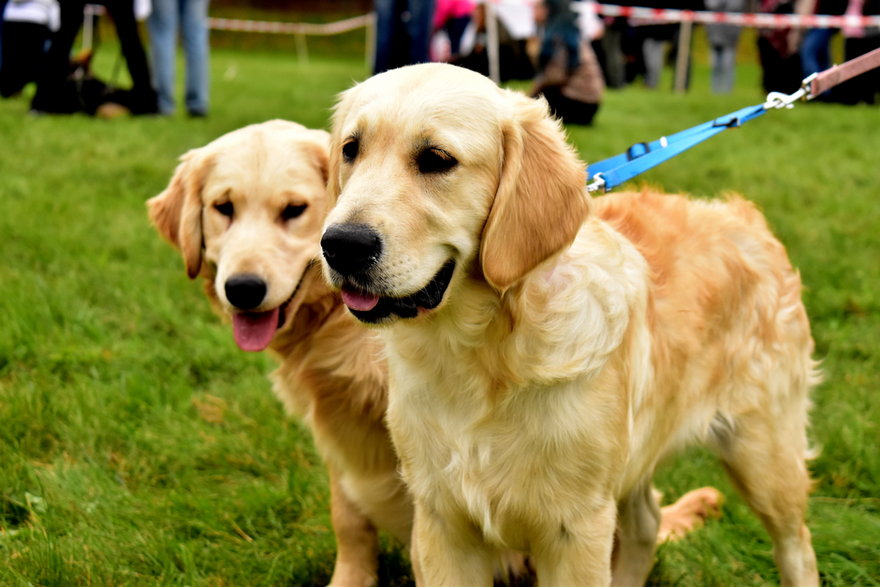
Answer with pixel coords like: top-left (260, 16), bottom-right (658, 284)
top-left (800, 27), bottom-right (836, 77)
top-left (148, 0), bottom-right (210, 115)
top-left (373, 0), bottom-right (435, 74)
top-left (710, 44), bottom-right (737, 93)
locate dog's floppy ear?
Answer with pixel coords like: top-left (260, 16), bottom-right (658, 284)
top-left (326, 88), bottom-right (356, 202)
top-left (480, 93), bottom-right (591, 292)
top-left (147, 148), bottom-right (213, 279)
top-left (305, 129), bottom-right (331, 186)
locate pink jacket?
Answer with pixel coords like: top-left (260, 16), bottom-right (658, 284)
top-left (434, 0), bottom-right (477, 28)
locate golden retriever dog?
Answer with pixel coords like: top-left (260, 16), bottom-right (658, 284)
top-left (147, 120), bottom-right (413, 587)
top-left (320, 63), bottom-right (820, 586)
top-left (147, 119), bottom-right (722, 586)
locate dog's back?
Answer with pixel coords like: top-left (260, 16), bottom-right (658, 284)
top-left (596, 189), bottom-right (817, 448)
top-left (596, 190), bottom-right (819, 584)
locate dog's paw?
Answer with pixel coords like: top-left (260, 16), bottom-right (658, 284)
top-left (657, 486), bottom-right (724, 543)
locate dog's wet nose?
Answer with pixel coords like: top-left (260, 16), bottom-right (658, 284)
top-left (225, 274), bottom-right (267, 310)
top-left (321, 223), bottom-right (383, 276)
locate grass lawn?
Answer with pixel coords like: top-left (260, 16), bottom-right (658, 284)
top-left (1, 33), bottom-right (878, 586)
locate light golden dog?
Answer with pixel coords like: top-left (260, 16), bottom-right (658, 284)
top-left (320, 64), bottom-right (820, 586)
top-left (147, 120), bottom-right (413, 587)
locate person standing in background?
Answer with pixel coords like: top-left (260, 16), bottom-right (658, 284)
top-left (1, 0), bottom-right (60, 98)
top-left (799, 0), bottom-right (847, 97)
top-left (757, 0), bottom-right (807, 93)
top-left (531, 0), bottom-right (604, 125)
top-left (705, 0), bottom-right (746, 93)
top-left (31, 0), bottom-right (158, 115)
top-left (373, 0), bottom-right (435, 74)
top-left (835, 0), bottom-right (880, 103)
top-left (0, 0), bottom-right (7, 72)
top-left (148, 0), bottom-right (209, 117)
top-left (433, 0), bottom-right (475, 60)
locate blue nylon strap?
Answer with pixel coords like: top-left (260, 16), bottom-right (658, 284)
top-left (587, 104), bottom-right (768, 192)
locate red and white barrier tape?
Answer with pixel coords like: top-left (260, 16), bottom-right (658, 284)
top-left (85, 3), bottom-right (880, 35)
top-left (481, 0), bottom-right (880, 29)
top-left (588, 4), bottom-right (880, 29)
top-left (207, 14), bottom-right (372, 36)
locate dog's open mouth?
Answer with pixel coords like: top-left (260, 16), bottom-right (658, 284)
top-left (230, 280), bottom-right (303, 352)
top-left (341, 260), bottom-right (456, 324)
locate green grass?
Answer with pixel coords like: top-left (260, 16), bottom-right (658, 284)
top-left (1, 38), bottom-right (878, 586)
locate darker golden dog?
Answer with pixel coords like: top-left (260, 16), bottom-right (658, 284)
top-left (148, 120), bottom-right (412, 586)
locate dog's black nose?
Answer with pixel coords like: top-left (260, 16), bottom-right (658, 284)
top-left (225, 274), bottom-right (267, 310)
top-left (321, 223), bottom-right (382, 276)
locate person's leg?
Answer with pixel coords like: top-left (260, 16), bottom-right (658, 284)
top-left (372, 0), bottom-right (398, 74)
top-left (0, 22), bottom-right (40, 97)
top-left (540, 87), bottom-right (599, 126)
top-left (148, 0), bottom-right (178, 114)
top-left (31, 0), bottom-right (86, 113)
top-left (717, 44), bottom-right (737, 93)
top-left (601, 23), bottom-right (626, 88)
top-left (710, 44), bottom-right (724, 93)
top-left (800, 28), bottom-right (831, 76)
top-left (106, 0), bottom-right (157, 113)
top-left (405, 0), bottom-right (435, 65)
top-left (444, 15), bottom-right (470, 57)
top-left (0, 0), bottom-right (8, 71)
top-left (642, 37), bottom-right (665, 88)
top-left (757, 34), bottom-right (786, 93)
top-left (181, 0), bottom-right (210, 116)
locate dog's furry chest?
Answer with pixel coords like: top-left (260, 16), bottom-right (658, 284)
top-left (383, 221), bottom-right (650, 547)
top-left (385, 333), bottom-right (631, 549)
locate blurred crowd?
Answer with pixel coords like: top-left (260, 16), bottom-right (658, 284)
top-left (0, 0), bottom-right (209, 117)
top-left (1, 0), bottom-right (877, 119)
top-left (376, 0), bottom-right (879, 122)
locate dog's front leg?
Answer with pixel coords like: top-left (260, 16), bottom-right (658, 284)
top-left (411, 502), bottom-right (495, 586)
top-left (530, 497), bottom-right (617, 586)
top-left (327, 469), bottom-right (380, 587)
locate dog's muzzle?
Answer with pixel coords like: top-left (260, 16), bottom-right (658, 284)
top-left (344, 260), bottom-right (456, 324)
top-left (320, 223), bottom-right (455, 324)
top-left (321, 223), bottom-right (383, 278)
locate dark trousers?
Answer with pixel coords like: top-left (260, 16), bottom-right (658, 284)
top-left (32, 0), bottom-right (157, 114)
top-left (540, 86), bottom-right (600, 126)
top-left (833, 35), bottom-right (880, 105)
top-left (373, 0), bottom-right (435, 74)
top-left (757, 35), bottom-right (803, 94)
top-left (0, 22), bottom-right (50, 97)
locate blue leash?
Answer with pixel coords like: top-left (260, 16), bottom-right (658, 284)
top-left (586, 103), bottom-right (768, 193)
top-left (584, 49), bottom-right (880, 192)
top-left (584, 73), bottom-right (826, 193)
top-left (586, 103), bottom-right (769, 192)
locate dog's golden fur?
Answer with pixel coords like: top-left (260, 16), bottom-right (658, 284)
top-left (147, 119), bottom-right (722, 586)
top-left (322, 64), bottom-right (820, 586)
top-left (147, 120), bottom-right (412, 587)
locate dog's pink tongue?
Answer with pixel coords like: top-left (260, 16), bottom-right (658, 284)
top-left (232, 308), bottom-right (279, 352)
top-left (341, 289), bottom-right (379, 312)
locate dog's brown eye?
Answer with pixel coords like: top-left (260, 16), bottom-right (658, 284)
top-left (342, 138), bottom-right (359, 163)
top-left (417, 148), bottom-right (457, 174)
top-left (281, 204), bottom-right (307, 221)
top-left (214, 201), bottom-right (233, 217)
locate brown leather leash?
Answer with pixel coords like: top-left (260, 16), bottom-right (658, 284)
top-left (807, 47), bottom-right (880, 99)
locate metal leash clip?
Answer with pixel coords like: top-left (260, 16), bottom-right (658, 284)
top-left (587, 173), bottom-right (606, 194)
top-left (763, 73), bottom-right (818, 110)
top-left (763, 87), bottom-right (807, 110)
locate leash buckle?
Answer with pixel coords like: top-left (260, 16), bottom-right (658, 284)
top-left (801, 72), bottom-right (819, 100)
top-left (587, 173), bottom-right (606, 193)
top-left (764, 86), bottom-right (808, 110)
